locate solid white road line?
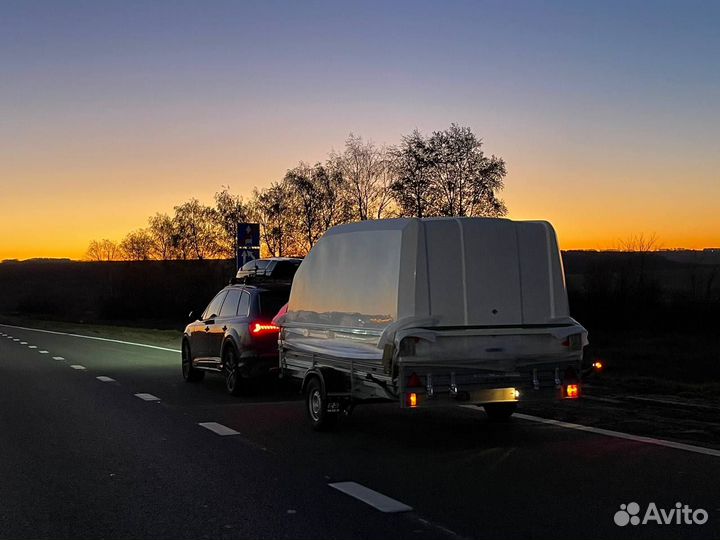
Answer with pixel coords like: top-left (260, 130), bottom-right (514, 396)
top-left (198, 422), bottom-right (240, 436)
top-left (38, 350), bottom-right (49, 354)
top-left (328, 482), bottom-right (413, 513)
top-left (513, 413), bottom-right (720, 459)
top-left (69, 365), bottom-right (86, 370)
top-left (134, 393), bottom-right (160, 401)
top-left (96, 376), bottom-right (115, 382)
top-left (52, 356), bottom-right (65, 360)
top-left (0, 323), bottom-right (180, 353)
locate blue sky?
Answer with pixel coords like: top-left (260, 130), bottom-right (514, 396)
top-left (1, 0), bottom-right (719, 257)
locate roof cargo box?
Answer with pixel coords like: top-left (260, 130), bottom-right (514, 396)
top-left (284, 217), bottom-right (572, 337)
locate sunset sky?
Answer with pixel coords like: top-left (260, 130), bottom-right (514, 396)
top-left (1, 0), bottom-right (719, 260)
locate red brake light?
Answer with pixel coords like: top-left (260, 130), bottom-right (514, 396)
top-left (251, 322), bottom-right (280, 335)
top-left (407, 372), bottom-right (423, 388)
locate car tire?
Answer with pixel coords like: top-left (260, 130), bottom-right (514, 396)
top-left (223, 344), bottom-right (243, 396)
top-left (483, 402), bottom-right (517, 421)
top-left (305, 378), bottom-right (337, 431)
top-left (182, 341), bottom-right (204, 382)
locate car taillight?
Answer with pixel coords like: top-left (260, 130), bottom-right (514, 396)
top-left (250, 322), bottom-right (280, 335)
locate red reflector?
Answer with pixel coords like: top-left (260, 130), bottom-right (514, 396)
top-left (251, 322), bottom-right (280, 335)
top-left (407, 372), bottom-right (422, 388)
top-left (561, 339), bottom-right (570, 347)
top-left (565, 384), bottom-right (580, 399)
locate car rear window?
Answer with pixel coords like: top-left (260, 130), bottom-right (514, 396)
top-left (257, 290), bottom-right (290, 319)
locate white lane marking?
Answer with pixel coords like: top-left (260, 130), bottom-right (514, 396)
top-left (52, 356), bottom-right (65, 361)
top-left (328, 482), bottom-right (413, 513)
top-left (198, 422), bottom-right (240, 436)
top-left (28, 345), bottom-right (37, 349)
top-left (20, 341), bottom-right (28, 345)
top-left (0, 323), bottom-right (180, 353)
top-left (13, 338), bottom-right (20, 341)
top-left (38, 350), bottom-right (49, 354)
top-left (69, 365), bottom-right (86, 370)
top-left (513, 413), bottom-right (720, 458)
top-left (135, 393), bottom-right (160, 401)
top-left (96, 376), bottom-right (116, 382)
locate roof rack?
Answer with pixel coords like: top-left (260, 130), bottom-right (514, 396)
top-left (229, 274), bottom-right (293, 287)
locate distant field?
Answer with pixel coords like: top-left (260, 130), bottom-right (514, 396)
top-left (1, 254), bottom-right (718, 392)
top-left (0, 315), bottom-right (182, 350)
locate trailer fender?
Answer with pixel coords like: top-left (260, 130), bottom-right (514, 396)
top-left (301, 367), bottom-right (347, 396)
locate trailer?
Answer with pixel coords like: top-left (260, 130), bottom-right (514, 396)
top-left (277, 217), bottom-right (588, 430)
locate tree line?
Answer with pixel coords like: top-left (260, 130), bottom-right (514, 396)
top-left (86, 124), bottom-right (508, 261)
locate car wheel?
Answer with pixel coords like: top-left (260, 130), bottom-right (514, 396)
top-left (182, 341), bottom-right (204, 382)
top-left (305, 378), bottom-right (337, 431)
top-left (223, 344), bottom-right (243, 396)
top-left (483, 402), bottom-right (517, 421)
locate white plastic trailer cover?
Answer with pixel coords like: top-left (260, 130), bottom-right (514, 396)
top-left (281, 217), bottom-right (586, 358)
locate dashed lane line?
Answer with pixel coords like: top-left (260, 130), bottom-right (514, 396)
top-left (328, 482), bottom-right (413, 513)
top-left (198, 422), bottom-right (240, 436)
top-left (134, 393), bottom-right (160, 401)
top-left (38, 350), bottom-right (49, 354)
top-left (69, 365), bottom-right (87, 370)
top-left (28, 345), bottom-right (37, 349)
top-left (52, 356), bottom-right (65, 361)
top-left (96, 376), bottom-right (116, 382)
top-left (0, 323), bottom-right (180, 353)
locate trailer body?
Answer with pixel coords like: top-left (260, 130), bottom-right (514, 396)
top-left (278, 218), bottom-right (587, 424)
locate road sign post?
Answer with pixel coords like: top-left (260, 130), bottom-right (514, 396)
top-left (236, 223), bottom-right (260, 270)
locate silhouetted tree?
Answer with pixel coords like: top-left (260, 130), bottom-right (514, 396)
top-left (148, 213), bottom-right (177, 260)
top-left (390, 130), bottom-right (436, 218)
top-left (120, 229), bottom-right (154, 261)
top-left (250, 182), bottom-right (296, 257)
top-left (214, 186), bottom-right (249, 258)
top-left (333, 134), bottom-right (396, 221)
top-left (426, 124), bottom-right (507, 217)
top-left (86, 239), bottom-right (120, 261)
top-left (173, 199), bottom-right (221, 260)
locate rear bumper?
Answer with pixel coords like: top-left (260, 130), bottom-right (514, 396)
top-left (237, 353), bottom-right (279, 378)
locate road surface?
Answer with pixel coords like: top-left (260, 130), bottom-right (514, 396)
top-left (1, 323), bottom-right (718, 539)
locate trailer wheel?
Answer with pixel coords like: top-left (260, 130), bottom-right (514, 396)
top-left (483, 402), bottom-right (517, 421)
top-left (305, 378), bottom-right (337, 431)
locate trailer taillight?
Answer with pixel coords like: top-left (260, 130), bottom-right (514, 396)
top-left (592, 360), bottom-right (604, 372)
top-left (564, 384), bottom-right (580, 399)
top-left (561, 334), bottom-right (583, 350)
top-left (408, 393), bottom-right (418, 408)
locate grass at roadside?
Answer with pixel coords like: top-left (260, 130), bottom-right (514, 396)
top-left (0, 314), bottom-right (183, 350)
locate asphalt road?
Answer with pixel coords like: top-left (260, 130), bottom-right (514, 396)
top-left (1, 323), bottom-right (719, 540)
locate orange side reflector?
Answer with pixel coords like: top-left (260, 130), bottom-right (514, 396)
top-left (565, 384), bottom-right (579, 399)
top-left (593, 360), bottom-right (604, 371)
top-left (409, 393), bottom-right (418, 408)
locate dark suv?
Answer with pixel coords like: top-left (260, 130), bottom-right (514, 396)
top-left (181, 281), bottom-right (289, 394)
